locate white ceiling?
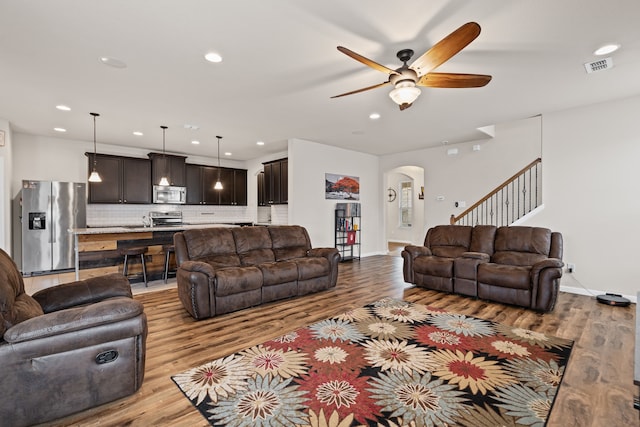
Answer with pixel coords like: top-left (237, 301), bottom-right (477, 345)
top-left (1, 0), bottom-right (639, 161)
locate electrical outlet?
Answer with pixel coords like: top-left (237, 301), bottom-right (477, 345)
top-left (567, 263), bottom-right (575, 273)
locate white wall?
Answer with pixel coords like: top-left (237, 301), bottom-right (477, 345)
top-left (380, 116), bottom-right (542, 234)
top-left (289, 138), bottom-right (383, 255)
top-left (521, 95), bottom-right (640, 299)
top-left (380, 101), bottom-right (640, 299)
top-left (0, 119), bottom-right (12, 252)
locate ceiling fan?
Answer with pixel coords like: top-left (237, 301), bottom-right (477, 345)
top-left (331, 22), bottom-right (492, 110)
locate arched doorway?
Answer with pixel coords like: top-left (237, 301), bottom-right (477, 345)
top-left (384, 166), bottom-right (425, 254)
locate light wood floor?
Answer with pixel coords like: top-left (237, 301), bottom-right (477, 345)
top-left (39, 255), bottom-right (637, 427)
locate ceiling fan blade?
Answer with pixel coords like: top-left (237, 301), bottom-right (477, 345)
top-left (337, 46), bottom-right (400, 76)
top-left (330, 81), bottom-right (390, 98)
top-left (409, 22), bottom-right (481, 77)
top-left (417, 72), bottom-right (492, 88)
top-left (399, 102), bottom-right (413, 111)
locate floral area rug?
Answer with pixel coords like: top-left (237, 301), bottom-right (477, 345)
top-left (172, 298), bottom-right (573, 426)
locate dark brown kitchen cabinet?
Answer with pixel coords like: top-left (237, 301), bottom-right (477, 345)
top-left (186, 163), bottom-right (247, 205)
top-left (257, 171), bottom-right (266, 206)
top-left (263, 158), bottom-right (288, 204)
top-left (148, 153), bottom-right (186, 187)
top-left (87, 154), bottom-right (151, 204)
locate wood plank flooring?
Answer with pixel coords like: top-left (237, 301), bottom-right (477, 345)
top-left (41, 255), bottom-right (638, 427)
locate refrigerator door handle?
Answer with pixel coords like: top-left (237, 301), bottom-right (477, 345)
top-left (49, 195), bottom-right (55, 243)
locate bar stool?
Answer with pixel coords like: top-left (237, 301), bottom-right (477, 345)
top-left (120, 246), bottom-right (149, 286)
top-left (163, 243), bottom-right (176, 284)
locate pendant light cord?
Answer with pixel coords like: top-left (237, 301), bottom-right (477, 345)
top-left (90, 112), bottom-right (99, 168)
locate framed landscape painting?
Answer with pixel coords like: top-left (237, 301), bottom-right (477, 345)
top-left (325, 173), bottom-right (360, 200)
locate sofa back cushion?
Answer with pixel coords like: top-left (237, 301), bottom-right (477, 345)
top-left (268, 226), bottom-right (311, 261)
top-left (0, 249), bottom-right (44, 336)
top-left (426, 225), bottom-right (473, 258)
top-left (181, 228), bottom-right (240, 268)
top-left (470, 225), bottom-right (497, 255)
top-left (232, 227), bottom-right (275, 266)
top-left (492, 226), bottom-right (552, 266)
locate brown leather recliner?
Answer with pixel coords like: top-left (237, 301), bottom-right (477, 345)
top-left (174, 225), bottom-right (340, 320)
top-left (0, 249), bottom-right (147, 427)
top-left (402, 225), bottom-right (564, 312)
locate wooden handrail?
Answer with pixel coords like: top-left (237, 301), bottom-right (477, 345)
top-left (450, 157), bottom-right (542, 224)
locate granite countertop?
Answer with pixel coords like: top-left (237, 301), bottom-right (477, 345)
top-left (70, 222), bottom-right (245, 235)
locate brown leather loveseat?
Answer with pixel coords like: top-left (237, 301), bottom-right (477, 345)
top-left (174, 225), bottom-right (340, 319)
top-left (0, 249), bottom-right (147, 427)
top-left (402, 225), bottom-right (564, 312)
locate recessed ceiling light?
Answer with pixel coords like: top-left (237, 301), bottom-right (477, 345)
top-left (256, 141), bottom-right (265, 146)
top-left (594, 44), bottom-right (620, 56)
top-left (133, 131), bottom-right (143, 136)
top-left (54, 127), bottom-right (66, 132)
top-left (56, 105), bottom-right (71, 111)
top-left (224, 152), bottom-right (232, 156)
top-left (99, 56), bottom-right (127, 68)
top-left (191, 140), bottom-right (200, 145)
top-left (369, 112), bottom-right (381, 120)
top-left (204, 52), bottom-right (222, 63)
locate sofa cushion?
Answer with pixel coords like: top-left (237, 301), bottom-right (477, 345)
top-left (414, 256), bottom-right (454, 277)
top-left (268, 226), bottom-right (310, 261)
top-left (478, 263), bottom-right (531, 290)
top-left (183, 228), bottom-right (238, 260)
top-left (427, 225), bottom-right (472, 258)
top-left (233, 227), bottom-right (275, 266)
top-left (215, 266), bottom-right (263, 297)
top-left (259, 261), bottom-right (298, 286)
top-left (494, 226), bottom-right (552, 255)
top-left (469, 225), bottom-right (497, 254)
top-left (295, 257), bottom-right (330, 280)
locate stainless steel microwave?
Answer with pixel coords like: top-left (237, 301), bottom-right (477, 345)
top-left (153, 185), bottom-right (186, 204)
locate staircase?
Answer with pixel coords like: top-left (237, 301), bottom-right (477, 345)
top-left (450, 158), bottom-right (542, 226)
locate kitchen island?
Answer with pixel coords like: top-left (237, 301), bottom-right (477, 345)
top-left (70, 223), bottom-right (246, 282)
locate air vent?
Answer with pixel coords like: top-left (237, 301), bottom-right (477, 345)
top-left (584, 57), bottom-right (613, 74)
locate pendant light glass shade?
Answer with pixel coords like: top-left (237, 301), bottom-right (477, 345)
top-left (158, 125), bottom-right (169, 186)
top-left (214, 136), bottom-right (223, 190)
top-left (88, 112), bottom-right (102, 183)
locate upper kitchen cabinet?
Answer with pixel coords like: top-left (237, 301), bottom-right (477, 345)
top-left (218, 168), bottom-right (247, 206)
top-left (186, 164), bottom-right (247, 206)
top-left (87, 154), bottom-right (151, 204)
top-left (263, 158), bottom-right (288, 204)
top-left (148, 153), bottom-right (187, 187)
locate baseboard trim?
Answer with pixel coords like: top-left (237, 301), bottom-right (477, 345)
top-left (560, 285), bottom-right (636, 304)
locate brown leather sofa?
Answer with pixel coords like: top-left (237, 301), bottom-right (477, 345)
top-left (402, 225), bottom-right (564, 312)
top-left (0, 249), bottom-right (147, 427)
top-left (174, 225), bottom-right (340, 319)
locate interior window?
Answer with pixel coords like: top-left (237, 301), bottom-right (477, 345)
top-left (400, 181), bottom-right (412, 227)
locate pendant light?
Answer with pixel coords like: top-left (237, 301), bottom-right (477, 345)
top-left (88, 112), bottom-right (102, 183)
top-left (158, 126), bottom-right (170, 186)
top-left (214, 136), bottom-right (223, 190)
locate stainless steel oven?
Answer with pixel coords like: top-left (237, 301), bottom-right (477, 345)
top-left (153, 185), bottom-right (186, 204)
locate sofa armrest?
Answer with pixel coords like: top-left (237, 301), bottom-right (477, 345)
top-left (3, 297), bottom-right (144, 344)
top-left (308, 247), bottom-right (339, 260)
top-left (531, 258), bottom-right (564, 312)
top-left (402, 245), bottom-right (432, 259)
top-left (531, 258), bottom-right (564, 276)
top-left (32, 273), bottom-right (132, 313)
top-left (178, 260), bottom-right (216, 276)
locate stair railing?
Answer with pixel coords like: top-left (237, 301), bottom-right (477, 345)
top-left (450, 158), bottom-right (542, 226)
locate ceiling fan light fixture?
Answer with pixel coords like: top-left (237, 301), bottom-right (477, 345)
top-left (389, 81), bottom-right (421, 106)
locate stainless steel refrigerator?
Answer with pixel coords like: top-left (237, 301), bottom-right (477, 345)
top-left (13, 180), bottom-right (86, 275)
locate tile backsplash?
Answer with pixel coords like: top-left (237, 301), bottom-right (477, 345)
top-left (87, 204), bottom-right (255, 227)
